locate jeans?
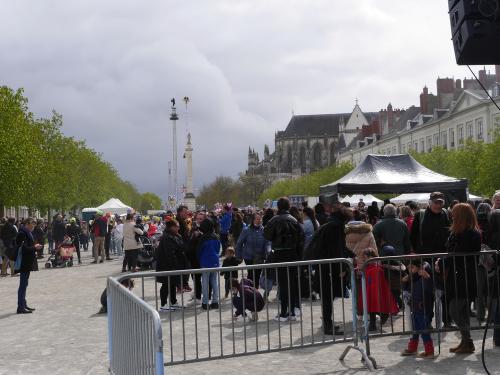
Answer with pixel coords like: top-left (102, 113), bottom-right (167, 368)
top-left (17, 271), bottom-right (30, 310)
top-left (202, 271), bottom-right (219, 305)
top-left (112, 238), bottom-right (123, 256)
top-left (411, 312), bottom-right (433, 343)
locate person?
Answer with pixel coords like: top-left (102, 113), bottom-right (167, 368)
top-left (367, 201), bottom-right (380, 226)
top-left (104, 215), bottom-right (113, 260)
top-left (400, 259), bottom-right (435, 358)
top-left (314, 203), bottom-right (328, 226)
top-left (15, 218), bottom-right (42, 314)
top-left (156, 220), bottom-right (185, 311)
top-left (186, 211), bottom-right (206, 300)
top-left (230, 212), bottom-right (245, 246)
top-left (436, 203), bottom-right (481, 354)
top-left (198, 219), bottom-right (221, 310)
top-left (410, 192), bottom-right (450, 254)
top-left (231, 278), bottom-right (265, 321)
top-left (488, 191), bottom-right (500, 347)
top-left (122, 213), bottom-right (143, 272)
top-left (345, 220), bottom-right (377, 268)
top-left (176, 205), bottom-right (192, 291)
top-left (305, 194), bottom-right (352, 335)
top-left (264, 197), bottom-right (304, 322)
top-left (1, 217), bottom-right (18, 277)
top-left (235, 212), bottom-right (268, 289)
top-left (65, 218), bottom-right (82, 264)
top-left (379, 245), bottom-right (406, 310)
top-left (111, 218), bottom-right (124, 257)
top-left (99, 279), bottom-right (134, 314)
top-left (301, 207), bottom-right (319, 250)
top-left (399, 205), bottom-right (414, 234)
top-left (356, 248), bottom-right (399, 331)
top-left (372, 204), bottom-right (411, 255)
top-left (52, 214), bottom-right (66, 249)
top-left (262, 208), bottom-right (275, 226)
top-left (80, 222), bottom-right (89, 252)
top-left (221, 247), bottom-right (240, 298)
top-left (219, 206), bottom-right (232, 255)
top-left (32, 219), bottom-right (45, 259)
top-left (91, 210), bottom-right (107, 264)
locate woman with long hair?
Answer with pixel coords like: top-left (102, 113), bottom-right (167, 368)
top-left (438, 203), bottom-right (481, 354)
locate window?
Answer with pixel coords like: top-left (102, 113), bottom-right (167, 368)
top-left (433, 133), bottom-right (439, 148)
top-left (476, 118), bottom-right (483, 140)
top-left (441, 132), bottom-right (447, 149)
top-left (449, 128), bottom-right (455, 148)
top-left (402, 144), bottom-right (406, 154)
top-left (466, 121), bottom-right (473, 139)
top-left (414, 141), bottom-right (418, 151)
top-left (426, 136), bottom-right (432, 152)
top-left (458, 124), bottom-right (464, 144)
top-left (392, 146), bottom-right (397, 154)
top-left (420, 139), bottom-right (424, 153)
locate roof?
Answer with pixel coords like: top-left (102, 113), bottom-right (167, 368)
top-left (280, 114), bottom-right (350, 137)
top-left (320, 154), bottom-right (467, 200)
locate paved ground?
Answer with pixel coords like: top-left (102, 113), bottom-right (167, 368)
top-left (1, 250), bottom-right (500, 375)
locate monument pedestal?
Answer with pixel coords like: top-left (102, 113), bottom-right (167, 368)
top-left (184, 193), bottom-right (196, 211)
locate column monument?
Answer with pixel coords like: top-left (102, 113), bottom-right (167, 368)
top-left (184, 133), bottom-right (196, 210)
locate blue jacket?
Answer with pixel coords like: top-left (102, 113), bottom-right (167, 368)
top-left (407, 271), bottom-right (434, 314)
top-left (220, 212), bottom-right (232, 235)
top-left (197, 233), bottom-right (221, 268)
top-left (235, 225), bottom-right (269, 261)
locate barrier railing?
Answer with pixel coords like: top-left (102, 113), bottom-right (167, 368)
top-left (107, 276), bottom-right (164, 375)
top-left (108, 258), bottom-right (374, 372)
top-left (358, 250), bottom-right (500, 369)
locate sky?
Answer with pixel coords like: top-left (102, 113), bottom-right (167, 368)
top-left (0, 0), bottom-right (493, 201)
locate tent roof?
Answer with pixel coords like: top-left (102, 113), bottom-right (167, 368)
top-left (97, 198), bottom-right (132, 210)
top-left (320, 154), bottom-right (467, 200)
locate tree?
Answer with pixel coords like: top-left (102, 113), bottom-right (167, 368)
top-left (138, 192), bottom-right (162, 213)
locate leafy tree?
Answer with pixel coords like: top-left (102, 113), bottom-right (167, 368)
top-left (138, 192), bottom-right (163, 213)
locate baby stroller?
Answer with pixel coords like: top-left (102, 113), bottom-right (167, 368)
top-left (137, 235), bottom-right (154, 269)
top-left (45, 236), bottom-right (75, 268)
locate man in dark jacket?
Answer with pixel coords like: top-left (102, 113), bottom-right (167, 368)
top-left (305, 193), bottom-right (351, 335)
top-left (373, 204), bottom-right (411, 255)
top-left (90, 211), bottom-right (107, 264)
top-left (32, 220), bottom-right (45, 259)
top-left (1, 217), bottom-right (18, 276)
top-left (52, 215), bottom-right (66, 249)
top-left (264, 197), bottom-right (304, 321)
top-left (66, 218), bottom-right (82, 264)
top-left (410, 192), bottom-right (450, 254)
top-left (156, 220), bottom-right (185, 311)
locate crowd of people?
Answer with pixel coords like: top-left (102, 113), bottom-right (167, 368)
top-left (2, 189), bottom-right (500, 360)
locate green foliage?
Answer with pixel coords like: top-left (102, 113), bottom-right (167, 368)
top-left (138, 192), bottom-right (163, 213)
top-left (258, 162), bottom-right (354, 204)
top-left (0, 86), bottom-right (143, 212)
top-left (410, 133), bottom-right (500, 198)
top-left (197, 176), bottom-right (244, 208)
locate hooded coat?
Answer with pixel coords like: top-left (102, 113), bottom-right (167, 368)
top-left (345, 222), bottom-right (377, 267)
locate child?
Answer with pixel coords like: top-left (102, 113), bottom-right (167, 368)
top-left (99, 279), bottom-right (135, 314)
top-left (401, 258), bottom-right (435, 358)
top-left (380, 245), bottom-right (407, 311)
top-left (221, 247), bottom-right (241, 298)
top-left (231, 278), bottom-right (265, 321)
top-left (198, 219), bottom-right (221, 310)
top-left (356, 248), bottom-right (399, 331)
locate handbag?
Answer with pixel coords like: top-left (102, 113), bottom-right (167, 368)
top-left (14, 246), bottom-right (23, 271)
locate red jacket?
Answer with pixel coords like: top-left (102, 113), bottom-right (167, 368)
top-left (357, 263), bottom-right (398, 315)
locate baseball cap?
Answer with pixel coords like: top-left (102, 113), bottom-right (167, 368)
top-left (429, 192), bottom-right (445, 202)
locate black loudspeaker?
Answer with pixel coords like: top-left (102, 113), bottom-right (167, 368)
top-left (449, 0), bottom-right (500, 65)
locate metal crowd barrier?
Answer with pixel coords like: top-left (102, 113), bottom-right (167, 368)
top-left (358, 250), bottom-right (500, 369)
top-left (108, 258), bottom-right (374, 373)
top-left (107, 276), bottom-right (165, 375)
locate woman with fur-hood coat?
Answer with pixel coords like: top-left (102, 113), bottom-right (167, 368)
top-left (345, 221), bottom-right (377, 268)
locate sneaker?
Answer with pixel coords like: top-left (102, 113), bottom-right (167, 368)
top-left (251, 312), bottom-right (259, 321)
top-left (159, 306), bottom-right (173, 313)
top-left (293, 307), bottom-right (302, 317)
top-left (289, 314), bottom-right (298, 321)
top-left (274, 315), bottom-right (288, 322)
top-left (209, 303), bottom-right (219, 310)
top-left (418, 351), bottom-right (435, 359)
top-left (170, 303), bottom-right (184, 310)
top-left (201, 304), bottom-right (208, 310)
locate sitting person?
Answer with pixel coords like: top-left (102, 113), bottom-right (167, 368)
top-left (99, 279), bottom-right (135, 314)
top-left (356, 248), bottom-right (399, 331)
top-left (231, 278), bottom-right (265, 321)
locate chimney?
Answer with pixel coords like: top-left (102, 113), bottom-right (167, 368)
top-left (387, 103), bottom-right (394, 131)
top-left (479, 67), bottom-right (487, 85)
top-left (455, 79), bottom-right (462, 89)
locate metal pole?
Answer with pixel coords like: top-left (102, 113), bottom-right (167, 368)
top-left (170, 99), bottom-right (179, 204)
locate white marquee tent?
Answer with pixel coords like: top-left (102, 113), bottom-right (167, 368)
top-left (390, 192), bottom-right (483, 205)
top-left (341, 194), bottom-right (383, 207)
top-left (96, 198), bottom-right (132, 215)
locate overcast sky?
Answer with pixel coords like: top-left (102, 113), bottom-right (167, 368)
top-left (1, 0), bottom-right (493, 201)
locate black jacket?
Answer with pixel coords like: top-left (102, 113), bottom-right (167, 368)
top-left (410, 208), bottom-right (450, 254)
top-left (1, 222), bottom-right (17, 249)
top-left (155, 232), bottom-right (185, 283)
top-left (489, 209), bottom-right (500, 250)
top-left (66, 224), bottom-right (81, 240)
top-left (15, 226), bottom-right (38, 273)
top-left (263, 210), bottom-right (304, 262)
top-left (442, 229), bottom-right (481, 300)
top-left (52, 220), bottom-right (66, 242)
